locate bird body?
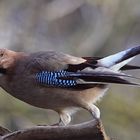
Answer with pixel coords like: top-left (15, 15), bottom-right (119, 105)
top-left (0, 47), bottom-right (140, 125)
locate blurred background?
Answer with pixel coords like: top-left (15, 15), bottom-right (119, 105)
top-left (0, 0), bottom-right (140, 139)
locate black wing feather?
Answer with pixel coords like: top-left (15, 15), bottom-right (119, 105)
top-left (59, 71), bottom-right (140, 87)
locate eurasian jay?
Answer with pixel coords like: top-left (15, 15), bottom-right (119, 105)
top-left (0, 46), bottom-right (140, 125)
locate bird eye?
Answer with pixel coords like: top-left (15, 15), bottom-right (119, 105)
top-left (0, 49), bottom-right (4, 57)
top-left (0, 53), bottom-right (3, 57)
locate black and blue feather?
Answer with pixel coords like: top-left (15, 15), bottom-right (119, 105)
top-left (36, 69), bottom-right (140, 88)
top-left (36, 70), bottom-right (77, 88)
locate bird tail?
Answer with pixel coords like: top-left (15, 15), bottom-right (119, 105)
top-left (97, 46), bottom-right (140, 70)
top-left (65, 46), bottom-right (140, 87)
top-left (121, 65), bottom-right (140, 71)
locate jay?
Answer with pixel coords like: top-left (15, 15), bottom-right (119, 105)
top-left (0, 46), bottom-right (140, 125)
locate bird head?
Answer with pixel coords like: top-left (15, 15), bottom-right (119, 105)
top-left (0, 48), bottom-right (17, 70)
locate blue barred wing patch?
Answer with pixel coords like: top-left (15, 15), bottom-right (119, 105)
top-left (36, 70), bottom-right (77, 87)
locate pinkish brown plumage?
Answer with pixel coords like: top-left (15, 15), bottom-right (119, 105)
top-left (0, 47), bottom-right (140, 125)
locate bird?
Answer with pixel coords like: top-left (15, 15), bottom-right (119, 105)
top-left (0, 46), bottom-right (140, 126)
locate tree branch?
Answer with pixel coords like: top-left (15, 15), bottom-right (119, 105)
top-left (0, 119), bottom-right (110, 140)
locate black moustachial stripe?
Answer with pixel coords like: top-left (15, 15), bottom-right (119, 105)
top-left (36, 70), bottom-right (77, 88)
top-left (0, 68), bottom-right (6, 74)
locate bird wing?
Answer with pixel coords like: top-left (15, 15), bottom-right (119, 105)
top-left (27, 51), bottom-right (140, 89)
top-left (35, 68), bottom-right (140, 89)
top-left (28, 51), bottom-right (86, 72)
